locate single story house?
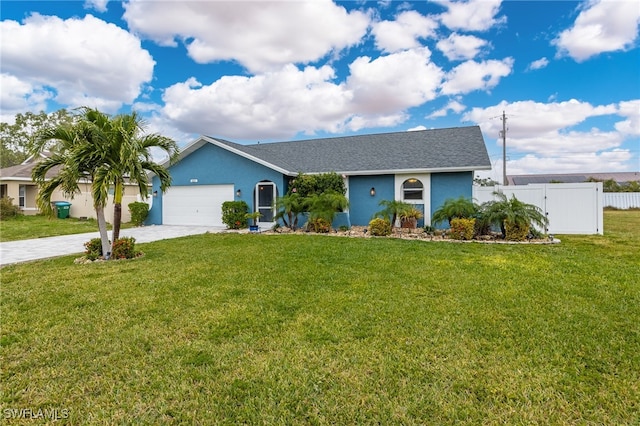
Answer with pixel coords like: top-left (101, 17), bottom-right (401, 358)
top-left (0, 154), bottom-right (144, 223)
top-left (147, 126), bottom-right (491, 228)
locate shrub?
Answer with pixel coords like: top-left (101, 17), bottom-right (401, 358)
top-left (221, 201), bottom-right (249, 229)
top-left (128, 202), bottom-right (149, 226)
top-left (288, 172), bottom-right (346, 197)
top-left (449, 218), bottom-right (476, 240)
top-left (307, 217), bottom-right (331, 233)
top-left (111, 237), bottom-right (138, 259)
top-left (0, 197), bottom-right (20, 220)
top-left (505, 221), bottom-right (530, 241)
top-left (368, 218), bottom-right (392, 236)
top-left (84, 237), bottom-right (104, 261)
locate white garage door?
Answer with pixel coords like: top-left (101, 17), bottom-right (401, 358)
top-left (163, 185), bottom-right (234, 226)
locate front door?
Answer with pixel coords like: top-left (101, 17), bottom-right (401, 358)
top-left (256, 182), bottom-right (276, 223)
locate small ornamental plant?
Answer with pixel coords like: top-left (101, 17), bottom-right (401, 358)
top-left (84, 237), bottom-right (104, 260)
top-left (111, 237), bottom-right (139, 259)
top-left (368, 218), bottom-right (392, 236)
top-left (449, 218), bottom-right (476, 240)
top-left (307, 217), bottom-right (331, 233)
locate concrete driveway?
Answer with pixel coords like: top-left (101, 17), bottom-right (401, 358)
top-left (0, 225), bottom-right (227, 266)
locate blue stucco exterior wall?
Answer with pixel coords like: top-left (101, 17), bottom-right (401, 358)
top-left (147, 142), bottom-right (286, 225)
top-left (430, 171), bottom-right (473, 227)
top-left (348, 175), bottom-right (395, 226)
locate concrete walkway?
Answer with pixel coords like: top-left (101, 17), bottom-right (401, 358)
top-left (0, 225), bottom-right (227, 266)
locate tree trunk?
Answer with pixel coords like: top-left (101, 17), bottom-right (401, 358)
top-left (112, 203), bottom-right (122, 242)
top-left (111, 181), bottom-right (123, 248)
top-left (95, 205), bottom-right (111, 259)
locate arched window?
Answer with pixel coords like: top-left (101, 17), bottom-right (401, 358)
top-left (402, 178), bottom-right (423, 200)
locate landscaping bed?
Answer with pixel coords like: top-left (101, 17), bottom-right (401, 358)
top-left (264, 225), bottom-right (560, 244)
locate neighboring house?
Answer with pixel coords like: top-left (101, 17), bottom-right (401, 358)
top-left (0, 154), bottom-right (144, 223)
top-left (147, 126), bottom-right (491, 228)
top-left (507, 172), bottom-right (640, 186)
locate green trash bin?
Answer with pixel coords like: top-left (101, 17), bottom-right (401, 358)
top-left (54, 201), bottom-right (72, 219)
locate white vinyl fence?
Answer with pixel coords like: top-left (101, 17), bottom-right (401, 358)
top-left (473, 183), bottom-right (603, 235)
top-left (603, 192), bottom-right (640, 209)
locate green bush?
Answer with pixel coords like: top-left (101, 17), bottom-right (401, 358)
top-left (128, 202), bottom-right (149, 226)
top-left (505, 221), bottom-right (530, 241)
top-left (368, 218), bottom-right (392, 236)
top-left (0, 197), bottom-right (20, 220)
top-left (111, 237), bottom-right (138, 259)
top-left (84, 237), bottom-right (139, 260)
top-left (84, 237), bottom-right (104, 260)
top-left (307, 217), bottom-right (331, 233)
top-left (288, 172), bottom-right (346, 197)
top-left (449, 218), bottom-right (476, 240)
top-left (221, 201), bottom-right (249, 229)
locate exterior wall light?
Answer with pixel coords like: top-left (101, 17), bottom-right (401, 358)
top-left (236, 189), bottom-right (242, 197)
top-left (153, 190), bottom-right (158, 198)
top-left (370, 187), bottom-right (376, 196)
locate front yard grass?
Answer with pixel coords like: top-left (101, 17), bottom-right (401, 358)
top-left (0, 214), bottom-right (133, 242)
top-left (1, 211), bottom-right (638, 424)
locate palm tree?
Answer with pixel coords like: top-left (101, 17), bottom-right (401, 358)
top-left (32, 107), bottom-right (178, 258)
top-left (481, 191), bottom-right (549, 240)
top-left (32, 112), bottom-right (112, 256)
top-left (92, 111), bottom-right (178, 243)
top-left (306, 190), bottom-right (349, 224)
top-left (431, 196), bottom-right (478, 227)
top-left (374, 199), bottom-right (412, 228)
top-left (275, 192), bottom-right (307, 230)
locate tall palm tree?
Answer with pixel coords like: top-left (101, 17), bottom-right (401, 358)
top-left (90, 111), bottom-right (178, 244)
top-left (32, 112), bottom-right (112, 256)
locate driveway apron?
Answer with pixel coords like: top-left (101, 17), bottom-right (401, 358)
top-left (0, 225), bottom-right (225, 266)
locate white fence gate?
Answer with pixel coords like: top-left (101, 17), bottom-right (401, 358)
top-left (603, 192), bottom-right (640, 209)
top-left (473, 183), bottom-right (603, 235)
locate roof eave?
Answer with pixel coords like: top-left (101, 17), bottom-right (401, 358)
top-left (315, 165), bottom-right (492, 176)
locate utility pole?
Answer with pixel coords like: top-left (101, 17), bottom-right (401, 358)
top-left (500, 110), bottom-right (507, 186)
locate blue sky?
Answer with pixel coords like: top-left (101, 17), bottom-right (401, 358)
top-left (1, 0), bottom-right (639, 182)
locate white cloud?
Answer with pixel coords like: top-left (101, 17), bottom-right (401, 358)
top-left (160, 48), bottom-right (446, 140)
top-left (527, 57), bottom-right (549, 71)
top-left (464, 99), bottom-right (618, 139)
top-left (440, 58), bottom-right (513, 95)
top-left (428, 99), bottom-right (466, 118)
top-left (462, 99), bottom-right (638, 174)
top-left (372, 10), bottom-right (439, 53)
top-left (0, 14), bottom-right (155, 113)
top-left (505, 150), bottom-right (632, 175)
top-left (436, 33), bottom-right (488, 61)
top-left (162, 65), bottom-right (354, 140)
top-left (123, 0), bottom-right (370, 73)
top-left (347, 48), bottom-right (444, 114)
top-left (84, 0), bottom-right (108, 13)
top-left (554, 0), bottom-right (640, 62)
top-left (615, 100), bottom-right (640, 135)
top-left (437, 0), bottom-right (506, 32)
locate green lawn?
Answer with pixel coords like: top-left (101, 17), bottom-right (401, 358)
top-left (1, 211), bottom-right (638, 424)
top-left (0, 214), bottom-right (133, 242)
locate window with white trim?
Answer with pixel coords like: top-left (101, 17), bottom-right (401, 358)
top-left (402, 178), bottom-right (423, 200)
top-left (18, 185), bottom-right (26, 208)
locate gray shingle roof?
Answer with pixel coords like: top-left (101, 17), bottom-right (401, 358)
top-left (208, 126), bottom-right (490, 175)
